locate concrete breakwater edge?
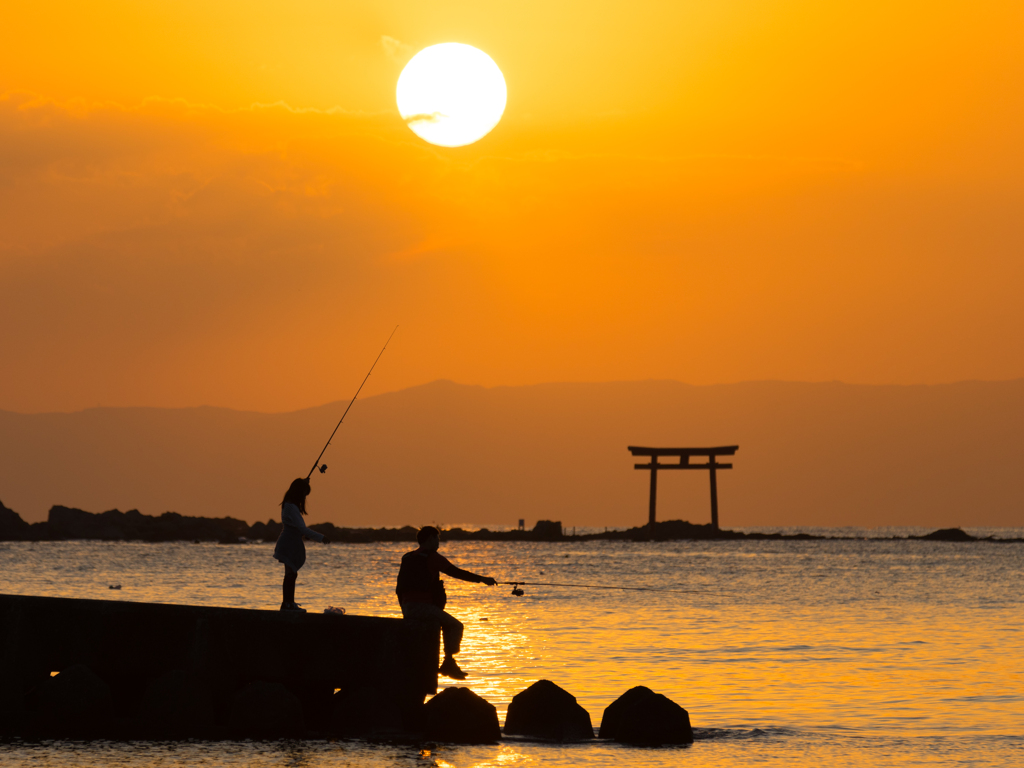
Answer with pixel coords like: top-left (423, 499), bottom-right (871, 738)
top-left (0, 501), bottom-right (1015, 543)
top-left (0, 593), bottom-right (693, 744)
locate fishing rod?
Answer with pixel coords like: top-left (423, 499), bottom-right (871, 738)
top-left (306, 325), bottom-right (398, 480)
top-left (500, 581), bottom-right (730, 597)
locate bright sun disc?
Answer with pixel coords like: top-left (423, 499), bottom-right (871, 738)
top-left (396, 43), bottom-right (507, 148)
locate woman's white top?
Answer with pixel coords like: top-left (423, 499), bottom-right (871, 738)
top-left (272, 502), bottom-right (325, 571)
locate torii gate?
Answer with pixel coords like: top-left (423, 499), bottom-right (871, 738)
top-left (628, 445), bottom-right (739, 530)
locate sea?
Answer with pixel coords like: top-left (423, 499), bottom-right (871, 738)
top-left (1, 528), bottom-right (1021, 767)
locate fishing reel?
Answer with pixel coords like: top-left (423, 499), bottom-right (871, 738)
top-left (510, 582), bottom-right (525, 597)
top-left (318, 464), bottom-right (328, 474)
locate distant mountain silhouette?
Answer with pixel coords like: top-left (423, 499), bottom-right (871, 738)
top-left (1, 379), bottom-right (1022, 529)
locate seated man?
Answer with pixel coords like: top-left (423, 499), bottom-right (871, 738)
top-left (396, 526), bottom-right (496, 679)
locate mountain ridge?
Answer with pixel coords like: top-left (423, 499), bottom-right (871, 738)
top-left (2, 379), bottom-right (1022, 528)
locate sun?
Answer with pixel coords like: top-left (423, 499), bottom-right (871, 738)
top-left (396, 43), bottom-right (507, 148)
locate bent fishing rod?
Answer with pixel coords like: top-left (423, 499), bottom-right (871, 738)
top-left (500, 580), bottom-right (731, 596)
top-left (306, 325), bottom-right (398, 480)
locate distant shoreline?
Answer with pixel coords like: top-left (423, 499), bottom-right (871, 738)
top-left (1, 502), bottom-right (1020, 544)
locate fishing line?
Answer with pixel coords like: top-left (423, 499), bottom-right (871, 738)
top-left (501, 581), bottom-right (731, 596)
top-left (306, 326), bottom-right (398, 480)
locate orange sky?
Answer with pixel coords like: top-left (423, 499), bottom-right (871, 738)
top-left (2, 1), bottom-right (1023, 414)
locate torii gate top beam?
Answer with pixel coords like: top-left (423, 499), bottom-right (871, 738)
top-left (628, 446), bottom-right (738, 457)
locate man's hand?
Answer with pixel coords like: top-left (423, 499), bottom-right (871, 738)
top-left (481, 576), bottom-right (497, 586)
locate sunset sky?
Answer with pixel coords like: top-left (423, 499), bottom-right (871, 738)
top-left (2, 1), bottom-right (1023, 415)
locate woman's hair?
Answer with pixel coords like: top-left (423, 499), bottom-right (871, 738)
top-left (281, 478), bottom-right (312, 515)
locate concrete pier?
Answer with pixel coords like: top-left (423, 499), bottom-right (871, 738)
top-left (0, 593), bottom-right (438, 739)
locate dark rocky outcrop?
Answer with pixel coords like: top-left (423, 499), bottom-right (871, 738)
top-left (504, 679), bottom-right (593, 741)
top-left (913, 527), bottom-right (977, 541)
top-left (423, 687), bottom-right (501, 743)
top-left (531, 520), bottom-right (564, 540)
top-left (47, 506), bottom-right (251, 543)
top-left (2, 502), bottom-right (1017, 543)
top-left (28, 664), bottom-right (114, 737)
top-left (248, 519), bottom-right (284, 542)
top-left (308, 523), bottom-right (421, 544)
top-left (228, 680), bottom-right (304, 738)
top-left (0, 500), bottom-right (31, 540)
top-left (599, 686), bottom-right (693, 745)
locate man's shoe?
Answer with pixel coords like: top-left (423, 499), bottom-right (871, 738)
top-left (438, 656), bottom-right (467, 680)
top-left (280, 602), bottom-right (307, 612)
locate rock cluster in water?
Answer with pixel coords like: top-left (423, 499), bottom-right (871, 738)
top-left (0, 500), bottom-right (570, 543)
top-left (3, 500), bottom-right (1008, 542)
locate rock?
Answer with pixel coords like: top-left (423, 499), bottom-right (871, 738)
top-left (29, 664), bottom-right (114, 737)
top-left (424, 687), bottom-right (501, 743)
top-left (532, 520), bottom-right (563, 540)
top-left (44, 505), bottom-right (252, 542)
top-left (599, 686), bottom-right (693, 745)
top-left (228, 680), bottom-right (304, 738)
top-left (47, 505), bottom-right (125, 540)
top-left (504, 679), bottom-right (593, 741)
top-left (248, 519), bottom-right (283, 542)
top-left (0, 501), bottom-right (31, 541)
top-left (599, 685), bottom-right (651, 739)
top-left (141, 669), bottom-right (217, 736)
top-left (916, 527), bottom-right (976, 541)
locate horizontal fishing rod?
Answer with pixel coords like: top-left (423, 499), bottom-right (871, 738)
top-left (500, 580), bottom-right (730, 596)
top-left (306, 325), bottom-right (398, 480)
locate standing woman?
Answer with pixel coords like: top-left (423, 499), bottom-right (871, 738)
top-left (274, 477), bottom-right (329, 612)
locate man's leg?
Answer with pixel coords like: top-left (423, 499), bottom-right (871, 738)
top-left (436, 610), bottom-right (464, 657)
top-left (400, 602), bottom-right (468, 679)
top-left (435, 610), bottom-right (467, 679)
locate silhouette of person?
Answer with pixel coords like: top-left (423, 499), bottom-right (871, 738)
top-left (273, 477), bottom-right (329, 612)
top-left (396, 525), bottom-right (496, 679)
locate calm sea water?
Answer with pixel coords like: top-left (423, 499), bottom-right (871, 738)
top-left (1, 529), bottom-right (1022, 767)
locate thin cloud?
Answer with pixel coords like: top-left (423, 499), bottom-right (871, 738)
top-left (381, 35), bottom-right (413, 61)
top-left (403, 111), bottom-right (444, 125)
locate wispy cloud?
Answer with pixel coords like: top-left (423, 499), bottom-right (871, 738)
top-left (403, 111), bottom-right (445, 125)
top-left (381, 35), bottom-right (412, 61)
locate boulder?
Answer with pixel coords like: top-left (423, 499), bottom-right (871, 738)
top-left (228, 680), bottom-right (304, 738)
top-left (599, 685), bottom-right (652, 738)
top-left (29, 664), bottom-right (114, 737)
top-left (424, 687), bottom-right (501, 743)
top-left (141, 669), bottom-right (217, 736)
top-left (599, 686), bottom-right (693, 745)
top-left (504, 679), bottom-right (593, 741)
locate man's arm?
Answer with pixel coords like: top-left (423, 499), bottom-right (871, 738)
top-left (430, 553), bottom-right (496, 585)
